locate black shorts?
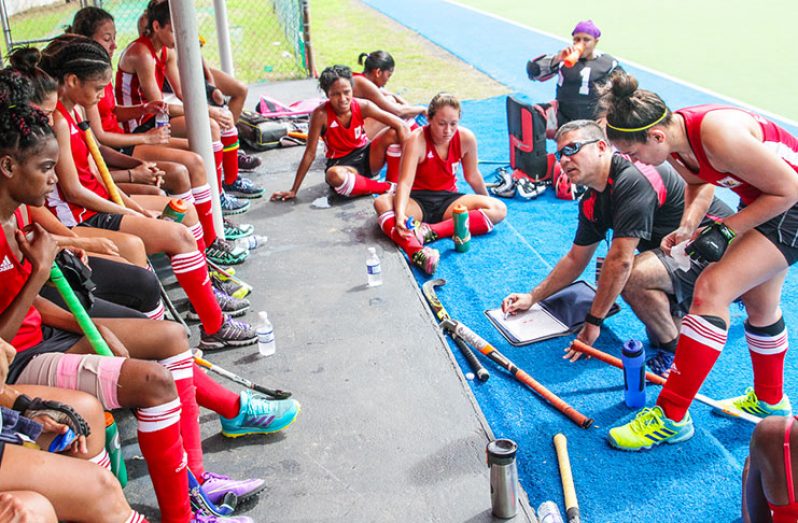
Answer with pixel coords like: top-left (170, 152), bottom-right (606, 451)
top-left (77, 212), bottom-right (124, 231)
top-left (653, 248), bottom-right (707, 317)
top-left (7, 326), bottom-right (81, 384)
top-left (410, 190), bottom-right (466, 224)
top-left (752, 206), bottom-right (798, 266)
top-left (118, 145), bottom-right (135, 156)
top-left (325, 144), bottom-right (372, 177)
top-left (132, 116), bottom-right (156, 135)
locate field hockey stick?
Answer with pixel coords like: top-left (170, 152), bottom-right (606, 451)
top-left (553, 434), bottom-right (580, 523)
top-left (193, 356), bottom-right (292, 399)
top-left (77, 121), bottom-right (125, 207)
top-left (50, 263), bottom-right (113, 356)
top-left (570, 340), bottom-right (760, 424)
top-left (442, 318), bottom-right (594, 428)
top-left (422, 279), bottom-right (489, 381)
top-left (206, 259), bottom-right (254, 297)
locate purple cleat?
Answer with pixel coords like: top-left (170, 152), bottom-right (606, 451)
top-left (201, 471), bottom-right (266, 506)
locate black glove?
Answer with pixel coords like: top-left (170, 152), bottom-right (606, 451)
top-left (13, 394), bottom-right (91, 438)
top-left (686, 222), bottom-right (736, 263)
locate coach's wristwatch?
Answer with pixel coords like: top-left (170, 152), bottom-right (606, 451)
top-left (584, 313), bottom-right (604, 327)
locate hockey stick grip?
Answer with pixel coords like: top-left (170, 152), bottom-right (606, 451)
top-left (77, 121), bottom-right (124, 207)
top-left (553, 433), bottom-right (580, 523)
top-left (452, 335), bottom-right (489, 381)
top-left (450, 321), bottom-right (593, 429)
top-left (50, 263), bottom-right (113, 356)
top-left (194, 356), bottom-right (292, 399)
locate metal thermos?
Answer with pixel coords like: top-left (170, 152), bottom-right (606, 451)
top-left (487, 438), bottom-right (519, 519)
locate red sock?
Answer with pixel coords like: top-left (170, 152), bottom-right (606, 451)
top-left (378, 211), bottom-right (422, 257)
top-left (192, 184), bottom-right (218, 246)
top-left (159, 351), bottom-right (204, 478)
top-left (193, 363), bottom-right (241, 419)
top-left (135, 399), bottom-right (191, 523)
top-left (187, 222), bottom-right (206, 252)
top-left (221, 127), bottom-right (240, 186)
top-left (213, 141), bottom-right (224, 189)
top-left (657, 314), bottom-right (727, 422)
top-left (385, 144), bottom-right (401, 183)
top-left (125, 511), bottom-right (149, 523)
top-left (746, 318), bottom-right (788, 404)
top-left (170, 251), bottom-right (223, 333)
top-left (171, 189), bottom-right (194, 204)
top-left (430, 209), bottom-right (494, 238)
top-left (333, 171), bottom-right (392, 197)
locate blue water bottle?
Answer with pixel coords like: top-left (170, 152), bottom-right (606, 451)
top-left (621, 340), bottom-right (645, 408)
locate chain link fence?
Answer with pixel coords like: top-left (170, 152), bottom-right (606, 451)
top-left (1, 0), bottom-right (314, 83)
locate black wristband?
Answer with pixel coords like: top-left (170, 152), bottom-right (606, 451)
top-left (584, 313), bottom-right (604, 327)
top-left (12, 394), bottom-right (32, 412)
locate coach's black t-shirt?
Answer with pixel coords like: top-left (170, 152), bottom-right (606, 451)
top-left (556, 52), bottom-right (622, 124)
top-left (573, 154), bottom-right (732, 251)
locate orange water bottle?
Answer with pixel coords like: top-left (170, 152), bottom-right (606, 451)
top-left (562, 42), bottom-right (585, 68)
top-left (161, 198), bottom-right (188, 223)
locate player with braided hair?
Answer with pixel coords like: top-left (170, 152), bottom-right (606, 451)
top-left (597, 72), bottom-right (798, 456)
top-left (38, 34), bottom-right (257, 350)
top-left (0, 69), bottom-right (282, 522)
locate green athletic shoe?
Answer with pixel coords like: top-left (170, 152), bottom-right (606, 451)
top-left (714, 387), bottom-right (792, 419)
top-left (223, 219), bottom-right (254, 241)
top-left (608, 406), bottom-right (694, 451)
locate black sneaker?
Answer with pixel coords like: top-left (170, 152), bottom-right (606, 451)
top-left (188, 288), bottom-right (250, 319)
top-left (237, 151), bottom-right (262, 172)
top-left (199, 316), bottom-right (257, 351)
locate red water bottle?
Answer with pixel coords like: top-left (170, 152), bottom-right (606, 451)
top-left (562, 43), bottom-right (585, 68)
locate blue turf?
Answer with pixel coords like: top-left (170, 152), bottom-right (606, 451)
top-left (362, 1), bottom-right (798, 521)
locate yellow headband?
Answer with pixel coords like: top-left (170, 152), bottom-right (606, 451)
top-left (606, 109), bottom-right (668, 133)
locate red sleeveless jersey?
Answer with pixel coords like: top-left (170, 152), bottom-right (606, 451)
top-left (673, 105), bottom-right (798, 206)
top-left (115, 36), bottom-right (167, 132)
top-left (0, 207), bottom-right (44, 351)
top-left (321, 99), bottom-right (369, 159)
top-left (98, 82), bottom-right (123, 135)
top-left (46, 102), bottom-right (109, 226)
top-left (412, 125), bottom-right (462, 192)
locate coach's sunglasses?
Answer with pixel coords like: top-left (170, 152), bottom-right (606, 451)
top-left (555, 139), bottom-right (600, 161)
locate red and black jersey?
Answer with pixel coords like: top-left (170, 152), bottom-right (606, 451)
top-left (98, 82), bottom-right (123, 135)
top-left (412, 125), bottom-right (462, 192)
top-left (574, 154), bottom-right (732, 251)
top-left (673, 105), bottom-right (798, 206)
top-left (115, 36), bottom-right (167, 132)
top-left (556, 52), bottom-right (621, 124)
top-left (0, 207), bottom-right (43, 351)
top-left (321, 99), bottom-right (369, 159)
top-left (46, 102), bottom-right (109, 227)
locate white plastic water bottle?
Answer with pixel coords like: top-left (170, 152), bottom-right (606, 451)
top-left (155, 110), bottom-right (169, 128)
top-left (236, 234), bottom-right (268, 251)
top-left (366, 247), bottom-right (383, 287)
top-left (256, 311), bottom-right (276, 357)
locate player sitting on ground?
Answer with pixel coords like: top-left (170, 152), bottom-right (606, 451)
top-left (500, 120), bottom-right (731, 376)
top-left (375, 92), bottom-right (506, 275)
top-left (601, 72), bottom-right (798, 451)
top-left (271, 65), bottom-right (409, 202)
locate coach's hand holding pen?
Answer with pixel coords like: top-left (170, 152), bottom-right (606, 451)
top-left (500, 292), bottom-right (534, 319)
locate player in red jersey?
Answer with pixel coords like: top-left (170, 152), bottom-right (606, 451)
top-left (743, 415), bottom-right (798, 522)
top-left (271, 65), bottom-right (409, 202)
top-left (598, 72), bottom-right (798, 451)
top-left (374, 93), bottom-right (506, 274)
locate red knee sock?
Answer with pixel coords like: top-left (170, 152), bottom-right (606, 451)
top-left (170, 251), bottom-right (223, 333)
top-left (385, 144), bottom-right (401, 183)
top-left (221, 127), bottom-right (240, 186)
top-left (657, 314), bottom-right (727, 422)
top-left (430, 209), bottom-right (494, 238)
top-left (334, 171), bottom-right (392, 197)
top-left (192, 184), bottom-right (218, 246)
top-left (378, 211), bottom-right (422, 257)
top-left (159, 351), bottom-right (204, 478)
top-left (746, 318), bottom-right (788, 404)
top-left (193, 364), bottom-right (241, 419)
top-left (125, 511), bottom-right (149, 523)
top-left (213, 141), bottom-right (224, 189)
top-left (187, 222), bottom-right (206, 252)
top-left (88, 448), bottom-right (111, 470)
top-left (135, 399), bottom-right (191, 523)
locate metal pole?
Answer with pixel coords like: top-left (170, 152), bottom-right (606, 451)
top-left (0, 0), bottom-right (13, 63)
top-left (170, 0), bottom-right (224, 239)
top-left (212, 0), bottom-right (234, 76)
top-left (301, 0), bottom-right (317, 77)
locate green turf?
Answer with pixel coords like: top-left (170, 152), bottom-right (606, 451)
top-left (453, 0), bottom-right (798, 122)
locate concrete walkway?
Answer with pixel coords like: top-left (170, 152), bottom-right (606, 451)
top-left (120, 80), bottom-right (532, 523)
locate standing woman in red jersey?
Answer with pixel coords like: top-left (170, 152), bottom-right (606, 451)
top-left (374, 93), bottom-right (506, 274)
top-left (597, 73), bottom-right (798, 455)
top-left (270, 65), bottom-right (409, 202)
